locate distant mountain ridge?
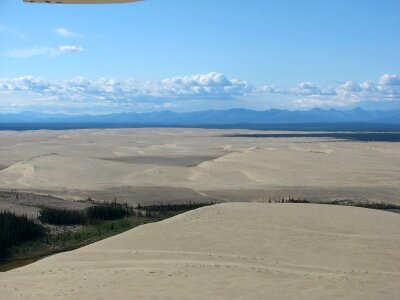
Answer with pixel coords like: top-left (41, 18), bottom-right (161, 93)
top-left (1, 108), bottom-right (400, 124)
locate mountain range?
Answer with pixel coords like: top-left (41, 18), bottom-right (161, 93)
top-left (1, 108), bottom-right (400, 125)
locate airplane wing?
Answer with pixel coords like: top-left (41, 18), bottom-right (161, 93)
top-left (24, 0), bottom-right (142, 4)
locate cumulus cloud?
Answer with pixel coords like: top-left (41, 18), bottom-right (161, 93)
top-left (288, 82), bottom-right (336, 96)
top-left (5, 45), bottom-right (85, 58)
top-left (159, 72), bottom-right (252, 99)
top-left (55, 27), bottom-right (81, 38)
top-left (378, 74), bottom-right (400, 86)
top-left (263, 74), bottom-right (400, 108)
top-left (0, 73), bottom-right (399, 112)
top-left (0, 73), bottom-right (252, 112)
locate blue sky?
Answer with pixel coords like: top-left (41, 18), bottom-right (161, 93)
top-left (0, 0), bottom-right (400, 114)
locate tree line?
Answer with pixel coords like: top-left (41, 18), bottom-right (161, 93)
top-left (1, 201), bottom-right (217, 257)
top-left (39, 202), bottom-right (132, 226)
top-left (0, 211), bottom-right (44, 256)
top-left (137, 202), bottom-right (215, 213)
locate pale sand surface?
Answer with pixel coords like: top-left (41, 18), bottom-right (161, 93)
top-left (0, 191), bottom-right (91, 218)
top-left (1, 203), bottom-right (399, 299)
top-left (0, 128), bottom-right (399, 204)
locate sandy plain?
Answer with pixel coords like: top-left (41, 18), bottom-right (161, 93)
top-left (1, 128), bottom-right (400, 299)
top-left (0, 128), bottom-right (400, 210)
top-left (1, 203), bottom-right (400, 299)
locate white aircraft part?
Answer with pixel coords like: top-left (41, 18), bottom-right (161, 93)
top-left (24, 0), bottom-right (142, 4)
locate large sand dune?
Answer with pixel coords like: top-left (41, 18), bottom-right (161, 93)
top-left (0, 128), bottom-right (399, 204)
top-left (1, 203), bottom-right (399, 299)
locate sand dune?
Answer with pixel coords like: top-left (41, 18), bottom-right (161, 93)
top-left (0, 128), bottom-right (400, 203)
top-left (1, 154), bottom-right (150, 189)
top-left (1, 203), bottom-right (399, 299)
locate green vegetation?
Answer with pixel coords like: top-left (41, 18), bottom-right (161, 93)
top-left (326, 199), bottom-right (400, 210)
top-left (287, 198), bottom-right (311, 204)
top-left (38, 202), bottom-right (132, 226)
top-left (0, 211), bottom-right (45, 257)
top-left (39, 208), bottom-right (86, 225)
top-left (275, 197), bottom-right (400, 210)
top-left (86, 202), bottom-right (132, 220)
top-left (137, 202), bottom-right (215, 217)
top-left (0, 216), bottom-right (156, 272)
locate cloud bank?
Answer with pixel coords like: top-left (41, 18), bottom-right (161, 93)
top-left (263, 74), bottom-right (400, 108)
top-left (0, 73), bottom-right (399, 113)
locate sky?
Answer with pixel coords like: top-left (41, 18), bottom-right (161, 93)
top-left (0, 0), bottom-right (400, 114)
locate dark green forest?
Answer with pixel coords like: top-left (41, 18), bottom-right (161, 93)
top-left (0, 211), bottom-right (44, 256)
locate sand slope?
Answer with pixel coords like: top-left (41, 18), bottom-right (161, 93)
top-left (2, 203), bottom-right (399, 299)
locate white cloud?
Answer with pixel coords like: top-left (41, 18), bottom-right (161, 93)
top-left (58, 45), bottom-right (84, 53)
top-left (5, 47), bottom-right (57, 58)
top-left (263, 74), bottom-right (400, 108)
top-left (0, 73), bottom-right (253, 112)
top-left (5, 45), bottom-right (85, 58)
top-left (378, 74), bottom-right (400, 86)
top-left (159, 72), bottom-right (252, 99)
top-left (55, 27), bottom-right (81, 38)
top-left (289, 82), bottom-right (336, 96)
top-left (0, 73), bottom-right (399, 112)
